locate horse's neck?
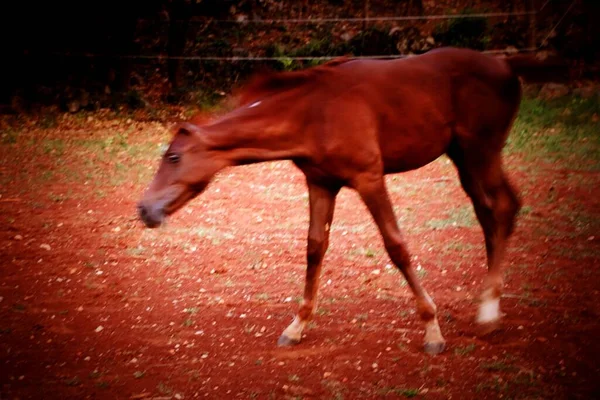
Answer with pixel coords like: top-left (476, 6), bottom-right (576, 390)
top-left (205, 115), bottom-right (308, 165)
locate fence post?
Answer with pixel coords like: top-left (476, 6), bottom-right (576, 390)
top-left (527, 0), bottom-right (537, 49)
top-left (363, 0), bottom-right (370, 31)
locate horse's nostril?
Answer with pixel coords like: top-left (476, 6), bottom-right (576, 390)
top-left (137, 204), bottom-right (148, 218)
top-left (137, 202), bottom-right (163, 228)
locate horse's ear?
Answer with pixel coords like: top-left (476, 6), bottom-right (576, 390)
top-left (175, 122), bottom-right (203, 136)
top-left (172, 122), bottom-right (216, 147)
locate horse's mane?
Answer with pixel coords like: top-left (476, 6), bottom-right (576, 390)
top-left (234, 56), bottom-right (352, 106)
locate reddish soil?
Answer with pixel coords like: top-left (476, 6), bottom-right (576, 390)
top-left (1, 114), bottom-right (599, 399)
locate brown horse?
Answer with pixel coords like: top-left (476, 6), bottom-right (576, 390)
top-left (137, 47), bottom-right (557, 354)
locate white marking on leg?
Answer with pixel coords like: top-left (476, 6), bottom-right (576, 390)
top-left (424, 318), bottom-right (444, 344)
top-left (477, 297), bottom-right (500, 324)
top-left (281, 316), bottom-right (305, 342)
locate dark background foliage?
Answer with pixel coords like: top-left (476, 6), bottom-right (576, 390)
top-left (1, 0), bottom-right (598, 113)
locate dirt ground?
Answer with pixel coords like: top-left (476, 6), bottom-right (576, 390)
top-left (1, 110), bottom-right (599, 400)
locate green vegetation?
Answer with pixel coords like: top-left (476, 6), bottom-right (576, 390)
top-left (433, 9), bottom-right (490, 50)
top-left (508, 95), bottom-right (600, 170)
top-left (376, 386), bottom-right (420, 398)
top-left (454, 343), bottom-right (476, 356)
top-left (426, 205), bottom-right (477, 229)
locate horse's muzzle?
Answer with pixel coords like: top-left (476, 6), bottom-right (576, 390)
top-left (137, 202), bottom-right (164, 228)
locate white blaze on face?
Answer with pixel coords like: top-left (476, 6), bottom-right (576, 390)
top-left (248, 101), bottom-right (262, 108)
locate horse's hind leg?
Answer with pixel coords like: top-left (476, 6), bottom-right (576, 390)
top-left (353, 173), bottom-right (446, 354)
top-left (447, 143), bottom-right (521, 329)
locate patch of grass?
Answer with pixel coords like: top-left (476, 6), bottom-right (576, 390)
top-left (365, 248), bottom-right (377, 258)
top-left (48, 192), bottom-right (68, 203)
top-left (96, 381), bottom-right (110, 389)
top-left (518, 205), bottom-right (533, 217)
top-left (480, 361), bottom-right (518, 372)
top-left (508, 95), bottom-right (600, 170)
top-left (396, 343), bottom-right (409, 352)
top-left (426, 205), bottom-right (476, 229)
top-left (557, 204), bottom-right (600, 237)
top-left (39, 112), bottom-right (58, 129)
top-left (376, 386), bottom-right (419, 398)
top-left (64, 376), bottom-right (81, 386)
top-left (157, 382), bottom-right (173, 395)
top-left (187, 369), bottom-right (201, 382)
top-left (43, 139), bottom-right (65, 156)
top-left (255, 293), bottom-right (270, 301)
top-left (321, 379), bottom-right (347, 400)
top-left (475, 377), bottom-right (508, 394)
top-left (316, 307), bottom-right (330, 316)
top-left (1, 127), bottom-right (20, 144)
top-left (126, 246), bottom-right (146, 257)
top-left (454, 343), bottom-right (476, 356)
top-left (88, 370), bottom-right (103, 379)
top-left (39, 170), bottom-right (54, 182)
top-left (554, 245), bottom-right (600, 260)
top-left (184, 307), bottom-right (199, 315)
top-left (476, 370), bottom-right (539, 397)
top-left (355, 313), bottom-right (369, 322)
top-left (442, 241), bottom-right (481, 260)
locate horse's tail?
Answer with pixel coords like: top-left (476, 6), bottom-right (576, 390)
top-left (502, 53), bottom-right (569, 83)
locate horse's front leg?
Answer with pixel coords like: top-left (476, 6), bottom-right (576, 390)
top-left (278, 182), bottom-right (339, 346)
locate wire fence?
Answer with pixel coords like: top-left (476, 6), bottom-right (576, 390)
top-left (41, 47), bottom-right (541, 62)
top-left (174, 10), bottom-right (538, 24)
top-left (21, 1), bottom-right (570, 63)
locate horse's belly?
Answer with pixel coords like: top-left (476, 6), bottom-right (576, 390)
top-left (376, 86), bottom-right (453, 173)
top-left (380, 125), bottom-right (452, 173)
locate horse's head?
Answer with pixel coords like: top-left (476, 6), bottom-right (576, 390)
top-left (137, 122), bottom-right (226, 228)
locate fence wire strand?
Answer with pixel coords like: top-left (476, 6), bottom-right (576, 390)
top-left (174, 11), bottom-right (536, 24)
top-left (20, 2), bottom-right (575, 63)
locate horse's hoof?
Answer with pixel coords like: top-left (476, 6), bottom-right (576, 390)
top-left (424, 341), bottom-right (446, 355)
top-left (277, 334), bottom-right (300, 347)
top-left (476, 320), bottom-right (501, 336)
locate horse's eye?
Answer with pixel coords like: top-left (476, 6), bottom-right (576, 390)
top-left (167, 153), bottom-right (181, 164)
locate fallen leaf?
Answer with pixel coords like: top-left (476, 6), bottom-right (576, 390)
top-left (130, 393), bottom-right (151, 399)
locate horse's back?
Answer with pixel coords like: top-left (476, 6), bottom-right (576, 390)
top-left (323, 51), bottom-right (457, 172)
top-left (324, 48), bottom-right (522, 171)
